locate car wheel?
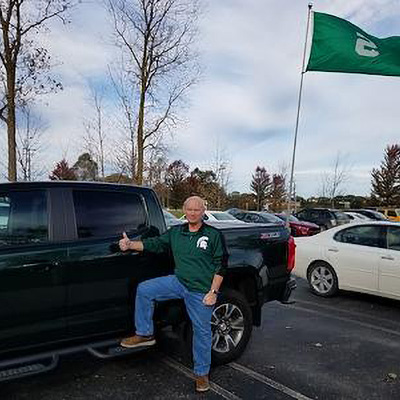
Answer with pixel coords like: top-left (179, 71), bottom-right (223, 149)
top-left (307, 262), bottom-right (338, 297)
top-left (211, 289), bottom-right (253, 365)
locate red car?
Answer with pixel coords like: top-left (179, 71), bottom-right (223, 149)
top-left (275, 214), bottom-right (320, 237)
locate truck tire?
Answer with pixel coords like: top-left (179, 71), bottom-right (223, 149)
top-left (211, 288), bottom-right (253, 365)
top-left (307, 261), bottom-right (338, 297)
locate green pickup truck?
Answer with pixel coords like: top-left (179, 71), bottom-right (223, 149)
top-left (0, 181), bottom-right (295, 382)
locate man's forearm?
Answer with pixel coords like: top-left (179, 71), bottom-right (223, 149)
top-left (211, 274), bottom-right (223, 292)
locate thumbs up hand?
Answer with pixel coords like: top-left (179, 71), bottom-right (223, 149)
top-left (119, 232), bottom-right (131, 251)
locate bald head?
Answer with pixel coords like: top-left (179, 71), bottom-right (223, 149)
top-left (183, 196), bottom-right (206, 211)
top-left (183, 196), bottom-right (206, 225)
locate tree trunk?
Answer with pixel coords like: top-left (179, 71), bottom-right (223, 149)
top-left (136, 85), bottom-right (146, 185)
top-left (7, 70), bottom-right (17, 181)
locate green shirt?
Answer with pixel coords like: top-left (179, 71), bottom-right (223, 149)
top-left (143, 223), bottom-right (227, 293)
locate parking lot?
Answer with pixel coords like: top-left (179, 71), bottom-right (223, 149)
top-left (3, 278), bottom-right (400, 400)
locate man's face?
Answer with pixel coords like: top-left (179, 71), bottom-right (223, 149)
top-left (184, 200), bottom-right (204, 224)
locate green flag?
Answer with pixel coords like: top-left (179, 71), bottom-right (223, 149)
top-left (306, 12), bottom-right (400, 77)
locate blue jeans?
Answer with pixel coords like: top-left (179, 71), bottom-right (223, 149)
top-left (135, 275), bottom-right (214, 376)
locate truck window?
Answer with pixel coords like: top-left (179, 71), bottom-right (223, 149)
top-left (0, 190), bottom-right (48, 246)
top-left (73, 190), bottom-right (148, 239)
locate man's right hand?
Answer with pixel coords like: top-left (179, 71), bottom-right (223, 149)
top-left (119, 232), bottom-right (131, 251)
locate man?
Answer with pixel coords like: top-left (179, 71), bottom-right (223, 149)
top-left (119, 196), bottom-right (227, 393)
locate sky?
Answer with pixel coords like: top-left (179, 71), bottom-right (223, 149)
top-left (3, 0), bottom-right (400, 198)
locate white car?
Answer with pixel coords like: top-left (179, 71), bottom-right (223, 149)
top-left (294, 221), bottom-right (400, 301)
top-left (343, 211), bottom-right (371, 222)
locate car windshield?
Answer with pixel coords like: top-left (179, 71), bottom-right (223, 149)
top-left (260, 213), bottom-right (284, 223)
top-left (276, 214), bottom-right (299, 223)
top-left (372, 211), bottom-right (387, 221)
top-left (352, 213), bottom-right (368, 220)
top-left (333, 211), bottom-right (350, 221)
top-left (369, 210), bottom-right (388, 221)
top-left (210, 212), bottom-right (237, 221)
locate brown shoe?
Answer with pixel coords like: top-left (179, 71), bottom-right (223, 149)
top-left (120, 335), bottom-right (156, 349)
top-left (195, 375), bottom-right (210, 393)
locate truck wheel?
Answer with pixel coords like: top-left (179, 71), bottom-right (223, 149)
top-left (211, 289), bottom-right (253, 365)
top-left (307, 262), bottom-right (338, 297)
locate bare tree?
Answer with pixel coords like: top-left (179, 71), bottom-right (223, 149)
top-left (319, 152), bottom-right (350, 208)
top-left (106, 0), bottom-right (200, 184)
top-left (83, 83), bottom-right (108, 179)
top-left (211, 142), bottom-right (231, 209)
top-left (0, 0), bottom-right (74, 181)
top-left (16, 107), bottom-right (47, 181)
top-left (144, 143), bottom-right (168, 184)
top-left (110, 134), bottom-right (134, 180)
top-left (108, 62), bottom-right (137, 181)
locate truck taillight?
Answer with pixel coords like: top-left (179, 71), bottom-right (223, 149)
top-left (287, 236), bottom-right (296, 272)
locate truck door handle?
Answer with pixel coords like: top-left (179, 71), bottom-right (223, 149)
top-left (23, 261), bottom-right (60, 272)
top-left (381, 256), bottom-right (395, 261)
top-left (328, 248), bottom-right (339, 253)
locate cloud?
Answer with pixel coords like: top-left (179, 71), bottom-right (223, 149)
top-left (170, 0), bottom-right (400, 197)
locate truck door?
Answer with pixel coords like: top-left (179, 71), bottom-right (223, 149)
top-left (0, 189), bottom-right (67, 355)
top-left (63, 188), bottom-right (170, 338)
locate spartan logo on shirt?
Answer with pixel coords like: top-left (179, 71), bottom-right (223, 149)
top-left (196, 236), bottom-right (209, 250)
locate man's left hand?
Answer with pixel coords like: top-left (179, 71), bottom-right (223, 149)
top-left (203, 291), bottom-right (217, 306)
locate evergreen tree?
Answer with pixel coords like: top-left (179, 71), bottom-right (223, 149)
top-left (270, 174), bottom-right (286, 211)
top-left (250, 166), bottom-right (271, 211)
top-left (371, 145), bottom-right (400, 205)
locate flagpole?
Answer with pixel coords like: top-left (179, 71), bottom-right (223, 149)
top-left (286, 3), bottom-right (313, 226)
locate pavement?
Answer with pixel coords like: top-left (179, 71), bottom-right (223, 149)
top-left (2, 278), bottom-right (400, 400)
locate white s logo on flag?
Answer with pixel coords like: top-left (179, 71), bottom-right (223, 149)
top-left (355, 32), bottom-right (379, 57)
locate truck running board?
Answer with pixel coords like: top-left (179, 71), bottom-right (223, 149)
top-left (0, 338), bottom-right (152, 382)
top-left (0, 355), bottom-right (59, 382)
top-left (87, 342), bottom-right (153, 359)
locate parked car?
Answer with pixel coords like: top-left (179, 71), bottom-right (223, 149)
top-left (180, 211), bottom-right (244, 223)
top-left (0, 181), bottom-right (295, 382)
top-left (295, 221), bottom-right (400, 300)
top-left (295, 208), bottom-right (350, 230)
top-left (234, 211), bottom-right (285, 225)
top-left (343, 211), bottom-right (372, 222)
top-left (275, 213), bottom-right (320, 236)
top-left (377, 208), bottom-right (400, 222)
top-left (163, 209), bottom-right (183, 227)
top-left (347, 209), bottom-right (388, 221)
